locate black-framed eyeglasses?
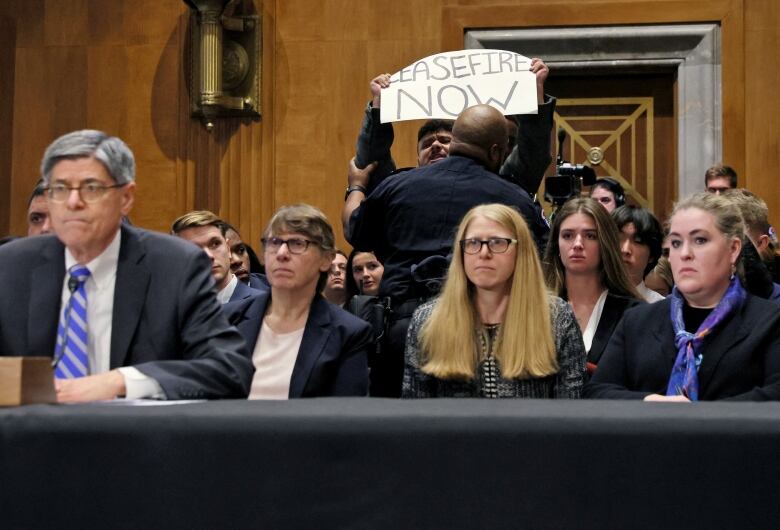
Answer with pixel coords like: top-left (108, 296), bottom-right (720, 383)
top-left (46, 182), bottom-right (126, 203)
top-left (261, 236), bottom-right (314, 255)
top-left (460, 237), bottom-right (518, 254)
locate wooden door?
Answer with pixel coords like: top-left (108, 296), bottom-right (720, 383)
top-left (545, 73), bottom-right (676, 221)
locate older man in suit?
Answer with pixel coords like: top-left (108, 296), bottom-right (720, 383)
top-left (0, 130), bottom-right (253, 402)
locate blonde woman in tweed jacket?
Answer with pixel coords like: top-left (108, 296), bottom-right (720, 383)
top-left (402, 204), bottom-right (585, 398)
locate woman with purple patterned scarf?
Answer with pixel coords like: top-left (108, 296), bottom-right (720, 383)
top-left (584, 192), bottom-right (780, 401)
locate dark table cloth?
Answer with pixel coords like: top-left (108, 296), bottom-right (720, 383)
top-left (2, 399), bottom-right (779, 529)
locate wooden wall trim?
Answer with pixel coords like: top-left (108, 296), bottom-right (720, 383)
top-left (442, 0), bottom-right (746, 182)
top-left (0, 16), bottom-right (16, 236)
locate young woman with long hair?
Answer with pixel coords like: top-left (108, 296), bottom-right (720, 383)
top-left (543, 197), bottom-right (643, 374)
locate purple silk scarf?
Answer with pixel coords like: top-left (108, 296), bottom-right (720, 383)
top-left (667, 277), bottom-right (746, 400)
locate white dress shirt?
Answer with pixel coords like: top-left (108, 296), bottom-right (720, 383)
top-left (61, 229), bottom-right (164, 399)
top-left (216, 274), bottom-right (238, 304)
top-left (637, 281), bottom-right (665, 303)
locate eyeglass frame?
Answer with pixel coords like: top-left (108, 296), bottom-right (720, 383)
top-left (460, 237), bottom-right (518, 255)
top-left (261, 236), bottom-right (317, 255)
top-left (45, 182), bottom-right (126, 203)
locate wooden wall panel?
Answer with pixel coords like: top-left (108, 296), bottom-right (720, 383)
top-left (744, 0), bottom-right (780, 229)
top-left (1, 0), bottom-right (778, 242)
top-left (0, 16), bottom-right (15, 237)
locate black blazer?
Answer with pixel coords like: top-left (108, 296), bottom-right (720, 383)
top-left (227, 290), bottom-right (371, 397)
top-left (0, 225), bottom-right (253, 399)
top-left (587, 293), bottom-right (644, 367)
top-left (584, 294), bottom-right (780, 400)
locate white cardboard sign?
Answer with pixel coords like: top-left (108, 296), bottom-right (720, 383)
top-left (380, 49), bottom-right (538, 123)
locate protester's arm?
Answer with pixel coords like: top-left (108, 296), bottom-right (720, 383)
top-left (342, 157), bottom-right (377, 241)
top-left (501, 58), bottom-right (556, 196)
top-left (354, 73), bottom-right (397, 192)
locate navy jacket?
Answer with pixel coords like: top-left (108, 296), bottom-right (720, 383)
top-left (349, 154), bottom-right (548, 302)
top-left (226, 291), bottom-right (371, 397)
top-left (229, 277), bottom-right (260, 303)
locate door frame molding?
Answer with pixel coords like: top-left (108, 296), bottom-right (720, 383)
top-left (442, 0), bottom-right (745, 195)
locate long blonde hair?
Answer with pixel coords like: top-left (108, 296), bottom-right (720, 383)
top-left (419, 204), bottom-right (557, 380)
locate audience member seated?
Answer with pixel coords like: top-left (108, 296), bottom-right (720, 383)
top-left (322, 250), bottom-right (348, 307)
top-left (27, 179), bottom-right (51, 236)
top-left (645, 232), bottom-right (674, 296)
top-left (171, 210), bottom-right (258, 304)
top-left (346, 250), bottom-right (384, 299)
top-left (403, 204), bottom-right (585, 398)
top-left (723, 189), bottom-right (780, 294)
top-left (584, 192), bottom-right (780, 401)
top-left (612, 205), bottom-right (665, 302)
top-left (704, 163), bottom-right (737, 194)
top-left (543, 198), bottom-right (643, 375)
top-left (0, 130), bottom-right (252, 401)
top-left (223, 221), bottom-right (267, 289)
top-left (225, 204), bottom-right (371, 398)
top-left (589, 178), bottom-right (625, 213)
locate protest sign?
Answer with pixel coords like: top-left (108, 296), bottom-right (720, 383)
top-left (380, 49), bottom-right (538, 123)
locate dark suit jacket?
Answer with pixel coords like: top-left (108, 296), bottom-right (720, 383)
top-left (587, 293), bottom-right (644, 368)
top-left (583, 294), bottom-right (780, 400)
top-left (226, 291), bottom-right (371, 397)
top-left (0, 225), bottom-right (253, 399)
top-left (248, 272), bottom-right (269, 290)
top-left (229, 277), bottom-right (259, 303)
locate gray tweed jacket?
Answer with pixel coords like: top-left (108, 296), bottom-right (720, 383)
top-left (402, 296), bottom-right (585, 398)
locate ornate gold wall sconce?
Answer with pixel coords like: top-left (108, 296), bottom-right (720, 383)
top-left (183, 0), bottom-right (261, 131)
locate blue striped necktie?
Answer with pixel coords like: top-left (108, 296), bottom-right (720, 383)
top-left (54, 265), bottom-right (91, 379)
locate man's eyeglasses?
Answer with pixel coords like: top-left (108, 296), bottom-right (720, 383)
top-left (261, 236), bottom-right (314, 255)
top-left (460, 237), bottom-right (518, 254)
top-left (46, 182), bottom-right (125, 203)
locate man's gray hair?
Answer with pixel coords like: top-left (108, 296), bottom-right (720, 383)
top-left (40, 129), bottom-right (136, 185)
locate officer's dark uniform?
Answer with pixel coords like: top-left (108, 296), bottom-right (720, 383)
top-left (348, 154), bottom-right (549, 397)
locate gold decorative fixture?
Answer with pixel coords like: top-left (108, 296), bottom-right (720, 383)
top-left (554, 97), bottom-right (655, 209)
top-left (587, 147), bottom-right (604, 166)
top-left (184, 0), bottom-right (261, 131)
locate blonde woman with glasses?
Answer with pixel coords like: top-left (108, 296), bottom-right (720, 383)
top-left (402, 204), bottom-right (585, 398)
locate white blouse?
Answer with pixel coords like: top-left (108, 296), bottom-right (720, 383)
top-left (581, 290), bottom-right (608, 354)
top-left (248, 321), bottom-right (305, 400)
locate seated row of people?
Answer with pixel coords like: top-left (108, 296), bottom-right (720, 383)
top-left (7, 118), bottom-right (779, 403)
top-left (403, 193), bottom-right (780, 400)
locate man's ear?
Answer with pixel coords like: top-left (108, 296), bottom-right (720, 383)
top-left (120, 181), bottom-right (136, 216)
top-left (488, 144), bottom-right (504, 169)
top-left (755, 234), bottom-right (770, 252)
